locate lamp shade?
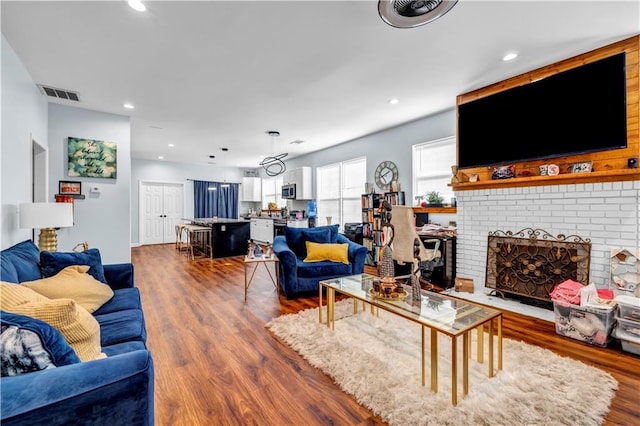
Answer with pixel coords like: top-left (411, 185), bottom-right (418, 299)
top-left (19, 203), bottom-right (74, 229)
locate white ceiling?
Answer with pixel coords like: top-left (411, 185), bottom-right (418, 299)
top-left (2, 1), bottom-right (639, 169)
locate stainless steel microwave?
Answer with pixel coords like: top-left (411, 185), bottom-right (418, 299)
top-left (281, 183), bottom-right (296, 199)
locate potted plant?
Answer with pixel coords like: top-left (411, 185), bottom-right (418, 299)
top-left (426, 191), bottom-right (444, 207)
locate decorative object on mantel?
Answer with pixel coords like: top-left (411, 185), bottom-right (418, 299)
top-left (539, 164), bottom-right (548, 176)
top-left (259, 131), bottom-right (288, 177)
top-left (486, 228), bottom-right (592, 306)
top-left (469, 173), bottom-right (479, 182)
top-left (491, 164), bottom-right (515, 180)
top-left (68, 137), bottom-right (117, 179)
top-left (450, 165), bottom-right (459, 184)
top-left (546, 164), bottom-right (560, 176)
top-left (571, 161), bottom-right (593, 173)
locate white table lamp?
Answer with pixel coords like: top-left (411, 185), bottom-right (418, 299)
top-left (19, 203), bottom-right (74, 251)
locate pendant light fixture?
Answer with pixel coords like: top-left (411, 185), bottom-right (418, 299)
top-left (260, 131), bottom-right (288, 176)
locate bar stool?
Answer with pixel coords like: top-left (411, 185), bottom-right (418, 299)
top-left (185, 225), bottom-right (212, 260)
top-left (175, 224), bottom-right (189, 252)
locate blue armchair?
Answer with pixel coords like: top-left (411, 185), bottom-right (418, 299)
top-left (273, 225), bottom-right (368, 298)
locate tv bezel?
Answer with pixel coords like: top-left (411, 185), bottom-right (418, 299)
top-left (456, 52), bottom-right (628, 169)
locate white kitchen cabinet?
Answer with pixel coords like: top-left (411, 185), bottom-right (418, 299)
top-left (242, 177), bottom-right (262, 202)
top-left (283, 167), bottom-right (312, 200)
top-left (250, 218), bottom-right (273, 244)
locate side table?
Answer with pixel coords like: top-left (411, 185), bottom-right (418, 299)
top-left (244, 255), bottom-right (279, 301)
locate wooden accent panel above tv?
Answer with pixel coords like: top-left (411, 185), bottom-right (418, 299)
top-left (452, 35), bottom-right (639, 191)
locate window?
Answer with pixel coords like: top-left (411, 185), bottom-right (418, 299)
top-left (261, 175), bottom-right (284, 209)
top-left (413, 136), bottom-right (456, 205)
top-left (316, 157), bottom-right (366, 228)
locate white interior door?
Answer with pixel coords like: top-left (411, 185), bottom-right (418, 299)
top-left (141, 182), bottom-right (185, 245)
top-left (162, 184), bottom-right (184, 243)
top-left (142, 183), bottom-right (165, 245)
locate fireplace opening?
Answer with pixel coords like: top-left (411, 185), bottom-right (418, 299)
top-left (485, 228), bottom-right (591, 309)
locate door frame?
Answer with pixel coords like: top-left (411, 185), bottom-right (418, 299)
top-left (138, 180), bottom-right (186, 245)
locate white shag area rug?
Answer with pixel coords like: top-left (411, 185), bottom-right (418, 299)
top-left (266, 299), bottom-right (617, 426)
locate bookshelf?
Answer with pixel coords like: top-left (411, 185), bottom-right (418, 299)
top-left (384, 191), bottom-right (405, 206)
top-left (361, 193), bottom-right (383, 265)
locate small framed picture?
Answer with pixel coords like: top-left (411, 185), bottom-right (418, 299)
top-left (59, 180), bottom-right (82, 196)
top-left (571, 161), bottom-right (592, 173)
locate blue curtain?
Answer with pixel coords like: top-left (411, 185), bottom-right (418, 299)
top-left (193, 180), bottom-right (239, 218)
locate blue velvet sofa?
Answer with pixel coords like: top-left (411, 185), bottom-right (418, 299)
top-left (273, 225), bottom-right (368, 298)
top-left (0, 240), bottom-right (153, 426)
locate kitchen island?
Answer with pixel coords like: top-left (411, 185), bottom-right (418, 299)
top-left (187, 218), bottom-right (251, 258)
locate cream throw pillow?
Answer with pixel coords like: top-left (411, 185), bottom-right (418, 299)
top-left (0, 282), bottom-right (105, 361)
top-left (22, 265), bottom-right (114, 313)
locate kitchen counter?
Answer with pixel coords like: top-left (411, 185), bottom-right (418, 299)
top-left (185, 218), bottom-right (250, 258)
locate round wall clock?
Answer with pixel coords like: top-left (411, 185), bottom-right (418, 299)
top-left (374, 161), bottom-right (399, 191)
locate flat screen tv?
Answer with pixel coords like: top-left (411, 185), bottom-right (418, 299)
top-left (457, 52), bottom-right (627, 169)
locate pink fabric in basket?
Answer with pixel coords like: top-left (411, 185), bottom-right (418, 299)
top-left (550, 279), bottom-right (585, 305)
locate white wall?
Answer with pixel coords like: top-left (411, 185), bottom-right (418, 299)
top-left (1, 35), bottom-right (49, 249)
top-left (130, 158), bottom-right (249, 245)
top-left (48, 104), bottom-right (131, 263)
top-left (456, 181), bottom-right (640, 292)
top-left (273, 108), bottom-right (456, 207)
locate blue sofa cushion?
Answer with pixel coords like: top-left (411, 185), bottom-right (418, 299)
top-left (285, 225), bottom-right (339, 258)
top-left (40, 249), bottom-right (107, 284)
top-left (296, 259), bottom-right (352, 278)
top-left (102, 341), bottom-right (147, 357)
top-left (95, 309), bottom-right (146, 346)
top-left (1, 311), bottom-right (80, 376)
top-left (0, 240), bottom-right (41, 283)
top-left (93, 288), bottom-right (142, 315)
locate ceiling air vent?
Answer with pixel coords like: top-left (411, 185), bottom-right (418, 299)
top-left (38, 85), bottom-right (80, 102)
top-left (378, 0), bottom-right (458, 28)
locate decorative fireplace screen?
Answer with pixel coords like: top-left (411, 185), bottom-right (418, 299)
top-left (486, 228), bottom-right (591, 303)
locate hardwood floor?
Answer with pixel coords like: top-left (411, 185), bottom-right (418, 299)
top-left (132, 244), bottom-right (640, 425)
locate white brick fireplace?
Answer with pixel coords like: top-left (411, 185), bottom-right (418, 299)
top-left (451, 180), bottom-right (640, 320)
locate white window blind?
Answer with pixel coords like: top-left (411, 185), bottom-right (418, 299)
top-left (316, 157), bottom-right (366, 228)
top-left (413, 136), bottom-right (456, 204)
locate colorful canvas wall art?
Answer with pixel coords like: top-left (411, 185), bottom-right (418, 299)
top-left (68, 137), bottom-right (117, 179)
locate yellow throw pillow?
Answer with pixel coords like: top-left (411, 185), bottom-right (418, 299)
top-left (304, 241), bottom-right (349, 264)
top-left (22, 265), bottom-right (114, 313)
top-left (0, 282), bottom-right (105, 362)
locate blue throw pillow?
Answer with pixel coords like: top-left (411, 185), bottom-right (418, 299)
top-left (0, 240), bottom-right (42, 283)
top-left (40, 249), bottom-right (107, 284)
top-left (1, 311), bottom-right (80, 377)
top-left (284, 225), bottom-right (339, 258)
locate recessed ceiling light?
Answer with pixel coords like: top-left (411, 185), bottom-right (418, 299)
top-left (209, 155), bottom-right (216, 159)
top-left (290, 140), bottom-right (305, 145)
top-left (221, 147), bottom-right (229, 152)
top-left (123, 103), bottom-right (134, 109)
top-left (158, 156), bottom-right (164, 160)
top-left (388, 98), bottom-right (399, 105)
top-left (168, 143), bottom-right (174, 148)
top-left (502, 52), bottom-right (518, 61)
top-left (128, 0), bottom-right (146, 12)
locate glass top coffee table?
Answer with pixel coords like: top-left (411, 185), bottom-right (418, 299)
top-left (319, 273), bottom-right (503, 406)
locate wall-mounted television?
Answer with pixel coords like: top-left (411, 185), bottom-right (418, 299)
top-left (457, 52), bottom-right (627, 169)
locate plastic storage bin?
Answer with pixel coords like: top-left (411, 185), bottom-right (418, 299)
top-left (553, 301), bottom-right (616, 347)
top-left (615, 316), bottom-right (640, 337)
top-left (615, 295), bottom-right (640, 321)
top-left (612, 328), bottom-right (640, 356)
